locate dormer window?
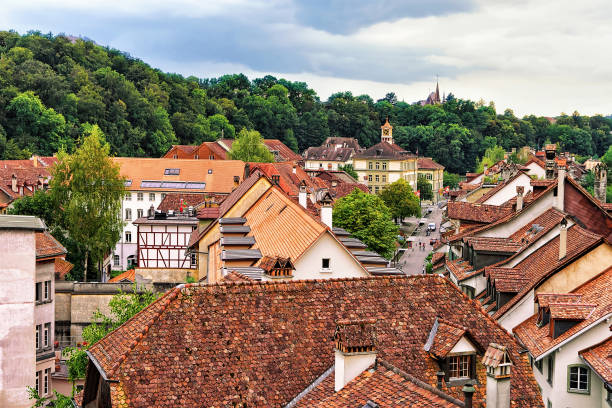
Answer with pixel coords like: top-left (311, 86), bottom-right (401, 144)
top-left (449, 355), bottom-right (471, 379)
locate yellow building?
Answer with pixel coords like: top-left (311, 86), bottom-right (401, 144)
top-left (417, 157), bottom-right (445, 203)
top-left (353, 119), bottom-right (418, 193)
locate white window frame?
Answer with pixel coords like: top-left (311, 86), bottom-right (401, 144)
top-left (43, 281), bottom-right (50, 301)
top-left (125, 208), bottom-right (132, 220)
top-left (43, 323), bottom-right (50, 348)
top-left (149, 193), bottom-right (155, 201)
top-left (43, 368), bottom-right (49, 395)
top-left (137, 209), bottom-right (144, 219)
top-left (35, 371), bottom-right (40, 394)
top-left (35, 324), bottom-right (41, 349)
top-left (137, 192), bottom-right (144, 201)
top-left (125, 193), bottom-right (132, 201)
top-left (113, 255), bottom-right (120, 266)
top-left (125, 231), bottom-right (132, 243)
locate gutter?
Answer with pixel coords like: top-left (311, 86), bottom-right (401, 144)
top-left (85, 350), bottom-right (118, 383)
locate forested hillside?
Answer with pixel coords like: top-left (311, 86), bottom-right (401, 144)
top-left (0, 31), bottom-right (610, 173)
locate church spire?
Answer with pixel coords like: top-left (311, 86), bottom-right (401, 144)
top-left (434, 77), bottom-right (440, 104)
top-left (381, 117), bottom-right (393, 144)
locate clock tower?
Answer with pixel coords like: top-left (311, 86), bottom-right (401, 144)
top-left (381, 118), bottom-right (393, 144)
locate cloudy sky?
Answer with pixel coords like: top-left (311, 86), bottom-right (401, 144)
top-left (2, 0), bottom-right (611, 116)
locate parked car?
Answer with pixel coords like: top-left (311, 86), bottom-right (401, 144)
top-left (428, 222), bottom-right (436, 231)
top-left (430, 238), bottom-right (438, 245)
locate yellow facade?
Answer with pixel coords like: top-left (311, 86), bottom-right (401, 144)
top-left (354, 158), bottom-right (418, 194)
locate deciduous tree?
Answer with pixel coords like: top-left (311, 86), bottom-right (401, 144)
top-left (227, 128), bottom-right (274, 162)
top-left (379, 179), bottom-right (421, 223)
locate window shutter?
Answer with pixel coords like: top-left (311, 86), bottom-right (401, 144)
top-left (470, 354), bottom-right (477, 379)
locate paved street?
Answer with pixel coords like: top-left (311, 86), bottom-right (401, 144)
top-left (399, 204), bottom-right (444, 275)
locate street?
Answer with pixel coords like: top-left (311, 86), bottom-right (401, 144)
top-left (399, 204), bottom-right (444, 275)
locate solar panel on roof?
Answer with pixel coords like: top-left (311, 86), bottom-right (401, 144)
top-left (164, 168), bottom-right (180, 175)
top-left (186, 182), bottom-right (206, 189)
top-left (161, 181), bottom-right (186, 189)
top-left (140, 180), bottom-right (206, 189)
top-left (124, 180), bottom-right (132, 187)
top-left (141, 180), bottom-right (162, 188)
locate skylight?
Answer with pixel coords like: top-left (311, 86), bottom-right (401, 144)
top-left (164, 168), bottom-right (180, 175)
top-left (140, 180), bottom-right (206, 190)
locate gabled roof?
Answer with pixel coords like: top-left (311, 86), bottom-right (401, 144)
top-left (446, 201), bottom-right (512, 224)
top-left (112, 157), bottom-right (245, 193)
top-left (35, 231), bottom-right (67, 259)
top-left (514, 268), bottom-right (612, 359)
top-left (579, 335), bottom-right (612, 386)
top-left (418, 157), bottom-right (444, 170)
top-left (474, 172), bottom-right (528, 204)
top-left (218, 139), bottom-right (301, 162)
top-left (424, 318), bottom-right (469, 359)
top-left (303, 146), bottom-right (356, 162)
top-left (55, 258), bottom-right (73, 279)
top-left (249, 161), bottom-right (316, 197)
top-left (85, 275), bottom-right (542, 407)
top-left (353, 142), bottom-right (416, 160)
top-left (109, 269), bottom-right (135, 283)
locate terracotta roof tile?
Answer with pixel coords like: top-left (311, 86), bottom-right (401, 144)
top-left (425, 318), bottom-right (467, 359)
top-left (418, 157), bottom-right (445, 170)
top-left (579, 335), bottom-right (612, 385)
top-left (514, 268), bottom-right (612, 359)
top-left (354, 142), bottom-right (416, 160)
top-left (156, 192), bottom-right (224, 212)
top-left (109, 269), bottom-right (135, 283)
top-left (548, 303), bottom-right (597, 320)
top-left (535, 293), bottom-right (583, 308)
top-left (446, 201), bottom-right (512, 223)
top-left (54, 258), bottom-right (73, 279)
top-left (35, 231), bottom-right (66, 259)
top-left (86, 275), bottom-right (542, 407)
top-left (464, 237), bottom-right (523, 253)
top-left (482, 343), bottom-right (508, 368)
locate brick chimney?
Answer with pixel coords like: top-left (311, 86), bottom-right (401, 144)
top-left (515, 185), bottom-right (524, 212)
top-left (594, 163), bottom-right (607, 203)
top-left (556, 163), bottom-right (565, 211)
top-left (483, 343), bottom-right (512, 408)
top-left (559, 218), bottom-right (568, 260)
top-left (334, 319), bottom-right (377, 391)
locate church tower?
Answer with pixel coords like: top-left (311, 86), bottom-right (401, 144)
top-left (381, 118), bottom-right (393, 144)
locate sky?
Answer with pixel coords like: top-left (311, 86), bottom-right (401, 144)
top-left (1, 0), bottom-right (611, 117)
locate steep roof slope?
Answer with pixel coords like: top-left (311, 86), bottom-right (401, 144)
top-left (86, 275), bottom-right (542, 407)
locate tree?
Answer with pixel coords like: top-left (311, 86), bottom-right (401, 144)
top-left (378, 179), bottom-right (421, 223)
top-left (227, 128), bottom-right (274, 162)
top-left (50, 125), bottom-right (125, 281)
top-left (333, 189), bottom-right (398, 258)
top-left (443, 171), bottom-right (461, 189)
top-left (602, 145), bottom-right (612, 169)
top-left (64, 286), bottom-right (158, 390)
top-left (475, 145), bottom-right (506, 172)
top-left (338, 164), bottom-right (358, 180)
top-left (417, 175), bottom-right (434, 201)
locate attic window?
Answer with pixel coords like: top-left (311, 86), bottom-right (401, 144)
top-left (164, 168), bottom-right (180, 175)
top-left (449, 355), bottom-right (471, 379)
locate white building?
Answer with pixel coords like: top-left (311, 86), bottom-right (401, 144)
top-left (110, 158), bottom-right (245, 274)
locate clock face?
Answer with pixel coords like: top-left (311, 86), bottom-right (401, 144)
top-left (383, 128), bottom-right (390, 136)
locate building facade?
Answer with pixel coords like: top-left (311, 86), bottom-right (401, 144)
top-left (353, 119), bottom-right (418, 193)
top-left (417, 157), bottom-right (445, 203)
top-left (303, 137), bottom-right (362, 171)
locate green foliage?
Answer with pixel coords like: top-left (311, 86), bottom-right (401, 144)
top-left (417, 175), bottom-right (434, 201)
top-left (0, 31), bottom-right (609, 173)
top-left (228, 128), bottom-right (274, 162)
top-left (338, 163), bottom-right (358, 180)
top-left (8, 190), bottom-right (57, 226)
top-left (476, 145), bottom-right (506, 173)
top-left (64, 286), bottom-right (159, 381)
top-left (27, 387), bottom-right (73, 407)
top-left (50, 125), bottom-right (125, 281)
top-left (443, 171), bottom-right (460, 189)
top-left (378, 179), bottom-right (421, 222)
top-left (333, 189), bottom-right (398, 258)
top-left (580, 171), bottom-right (595, 195)
top-left (602, 145), bottom-right (612, 168)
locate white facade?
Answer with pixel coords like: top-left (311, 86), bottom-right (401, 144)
top-left (137, 221), bottom-right (197, 269)
top-left (481, 173), bottom-right (534, 206)
top-left (304, 159), bottom-right (350, 171)
top-left (525, 162), bottom-right (546, 179)
top-left (532, 319), bottom-right (611, 408)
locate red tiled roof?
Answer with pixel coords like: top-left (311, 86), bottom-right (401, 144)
top-left (426, 318), bottom-right (468, 359)
top-left (250, 161), bottom-right (316, 197)
top-left (354, 142), bottom-right (416, 160)
top-left (195, 207), bottom-right (220, 219)
top-left (418, 157), bottom-right (444, 170)
top-left (156, 193), bottom-right (221, 212)
top-left (579, 335), bottom-right (612, 385)
top-left (548, 303), bottom-right (597, 320)
top-left (464, 237), bottom-right (523, 253)
top-left (474, 172), bottom-right (525, 204)
top-left (218, 139), bottom-right (301, 162)
top-left (35, 231), bottom-right (66, 259)
top-left (303, 146), bottom-right (355, 162)
top-left (445, 259), bottom-right (475, 281)
top-left (54, 258), bottom-right (73, 279)
top-left (446, 201), bottom-right (512, 223)
top-left (431, 252), bottom-right (445, 267)
top-left (514, 268), bottom-right (612, 359)
top-left (222, 270), bottom-right (255, 282)
top-left (109, 269), bottom-right (135, 283)
top-left (86, 275), bottom-right (542, 407)
top-left (535, 293), bottom-right (583, 308)
top-left (297, 359), bottom-right (461, 407)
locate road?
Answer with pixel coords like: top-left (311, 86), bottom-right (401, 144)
top-left (398, 204), bottom-right (444, 276)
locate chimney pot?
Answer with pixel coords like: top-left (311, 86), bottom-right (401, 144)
top-left (11, 174), bottom-right (17, 192)
top-left (436, 371), bottom-right (445, 389)
top-left (559, 219), bottom-right (568, 260)
top-left (462, 382), bottom-right (475, 408)
top-left (334, 319), bottom-right (377, 392)
top-left (557, 166), bottom-right (565, 211)
top-left (321, 204), bottom-right (333, 229)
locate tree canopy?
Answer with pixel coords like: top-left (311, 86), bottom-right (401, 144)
top-left (417, 175), bottom-right (434, 201)
top-left (227, 128), bottom-right (274, 162)
top-left (0, 31), bottom-right (610, 173)
top-left (378, 179), bottom-right (421, 222)
top-left (333, 189), bottom-right (398, 258)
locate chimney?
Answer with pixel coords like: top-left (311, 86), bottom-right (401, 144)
top-left (11, 174), bottom-right (17, 192)
top-left (436, 371), bottom-right (445, 390)
top-left (32, 155), bottom-right (38, 168)
top-left (299, 184), bottom-right (307, 209)
top-left (557, 163), bottom-right (565, 211)
top-left (462, 382), bottom-right (475, 408)
top-left (545, 144), bottom-right (556, 179)
top-left (243, 162), bottom-right (250, 180)
top-left (483, 343), bottom-right (512, 408)
top-left (594, 163), bottom-right (607, 203)
top-left (559, 218), bottom-right (567, 260)
top-left (334, 319), bottom-right (377, 392)
top-left (148, 205), bottom-right (155, 218)
top-left (292, 164), bottom-right (297, 174)
top-left (515, 185), bottom-right (524, 212)
top-left (271, 175), bottom-right (280, 185)
top-left (321, 203), bottom-right (333, 229)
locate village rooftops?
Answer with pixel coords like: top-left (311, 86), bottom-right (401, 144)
top-left (83, 275), bottom-right (543, 407)
top-left (418, 157), bottom-right (445, 170)
top-left (579, 335), bottom-right (612, 387)
top-left (514, 268), bottom-right (612, 360)
top-left (0, 214), bottom-right (45, 231)
top-left (35, 231), bottom-right (67, 259)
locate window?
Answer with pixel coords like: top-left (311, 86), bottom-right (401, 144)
top-left (191, 253), bottom-right (197, 267)
top-left (375, 175), bottom-right (380, 182)
top-left (36, 371), bottom-right (40, 394)
top-left (382, 162), bottom-right (387, 170)
top-left (35, 282), bottom-right (42, 302)
top-left (368, 175), bottom-right (372, 182)
top-left (44, 368), bottom-right (49, 395)
top-left (374, 186), bottom-right (379, 193)
top-left (368, 162), bottom-right (373, 170)
top-left (546, 354), bottom-right (554, 385)
top-left (44, 281), bottom-right (50, 301)
top-left (173, 154), bottom-right (178, 159)
top-left (125, 209), bottom-right (132, 220)
top-left (36, 324), bottom-right (41, 349)
top-left (375, 162), bottom-right (380, 170)
top-left (113, 255), bottom-right (120, 266)
top-left (125, 193), bottom-right (132, 201)
top-left (137, 192), bottom-right (143, 201)
top-left (137, 209), bottom-right (144, 219)
top-left (535, 358), bottom-right (543, 373)
top-left (449, 355), bottom-right (471, 378)
top-left (209, 155), bottom-right (215, 160)
top-left (149, 193), bottom-right (155, 201)
top-left (43, 323), bottom-right (50, 348)
top-left (321, 258), bottom-right (331, 271)
top-left (125, 231), bottom-right (132, 243)
top-left (164, 168), bottom-right (180, 175)
top-left (382, 175), bottom-right (386, 183)
top-left (161, 193), bottom-right (166, 199)
top-left (568, 365), bottom-right (590, 394)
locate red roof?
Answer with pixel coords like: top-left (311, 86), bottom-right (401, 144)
top-left (418, 157), bottom-right (444, 170)
top-left (55, 258), bottom-right (73, 279)
top-left (35, 231), bottom-right (66, 259)
top-left (85, 275), bottom-right (543, 407)
top-left (109, 269), bottom-right (135, 283)
top-left (156, 193), bottom-right (220, 212)
top-left (447, 202), bottom-right (512, 224)
top-left (579, 335), bottom-right (612, 385)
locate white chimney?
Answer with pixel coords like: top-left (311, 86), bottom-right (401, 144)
top-left (292, 164), bottom-right (297, 174)
top-left (11, 174), bottom-right (17, 192)
top-left (483, 343), bottom-right (512, 408)
top-left (334, 319), bottom-right (377, 392)
top-left (321, 204), bottom-right (333, 229)
top-left (557, 165), bottom-right (565, 211)
top-left (559, 218), bottom-right (568, 260)
top-left (299, 185), bottom-right (307, 209)
top-left (515, 185), bottom-right (524, 212)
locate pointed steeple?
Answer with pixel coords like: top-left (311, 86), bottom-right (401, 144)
top-left (435, 80), bottom-right (440, 104)
top-left (381, 118), bottom-right (393, 144)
